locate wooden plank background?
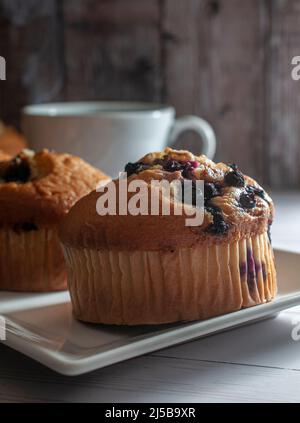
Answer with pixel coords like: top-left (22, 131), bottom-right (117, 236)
top-left (0, 0), bottom-right (299, 189)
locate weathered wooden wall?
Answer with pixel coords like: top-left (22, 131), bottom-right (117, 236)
top-left (0, 0), bottom-right (300, 189)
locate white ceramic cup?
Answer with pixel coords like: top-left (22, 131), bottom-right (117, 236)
top-left (22, 102), bottom-right (216, 177)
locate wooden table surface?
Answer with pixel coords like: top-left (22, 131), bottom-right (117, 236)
top-left (0, 192), bottom-right (300, 403)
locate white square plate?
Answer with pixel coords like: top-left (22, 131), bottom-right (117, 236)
top-left (0, 248), bottom-right (300, 376)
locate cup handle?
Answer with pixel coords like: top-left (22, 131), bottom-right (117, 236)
top-left (168, 115), bottom-right (217, 159)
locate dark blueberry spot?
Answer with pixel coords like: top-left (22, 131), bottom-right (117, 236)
top-left (228, 163), bottom-right (238, 171)
top-left (153, 157), bottom-right (168, 166)
top-left (204, 182), bottom-right (220, 202)
top-left (124, 162), bottom-right (149, 177)
top-left (247, 272), bottom-right (256, 292)
top-left (156, 157), bottom-right (198, 179)
top-left (224, 168), bottom-right (245, 188)
top-left (240, 254), bottom-right (264, 289)
top-left (13, 222), bottom-right (38, 234)
top-left (211, 214), bottom-right (229, 235)
top-left (246, 185), bottom-right (267, 201)
top-left (255, 260), bottom-right (261, 275)
top-left (247, 248), bottom-right (255, 273)
top-left (2, 157), bottom-right (31, 183)
top-left (181, 163), bottom-right (195, 179)
top-left (239, 262), bottom-right (247, 278)
top-left (254, 260), bottom-right (267, 282)
top-left (161, 159), bottom-right (183, 173)
top-left (240, 191), bottom-right (256, 209)
top-left (206, 205), bottom-right (229, 235)
top-left (262, 262), bottom-right (267, 282)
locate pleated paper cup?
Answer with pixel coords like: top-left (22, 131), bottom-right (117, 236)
top-left (62, 231), bottom-right (277, 325)
top-left (0, 228), bottom-right (67, 292)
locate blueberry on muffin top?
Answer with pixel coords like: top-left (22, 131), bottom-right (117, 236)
top-left (0, 150), bottom-right (31, 183)
top-left (124, 148), bottom-right (273, 237)
top-left (0, 149), bottom-right (109, 227)
top-left (0, 153), bottom-right (31, 183)
top-left (59, 148), bottom-right (274, 252)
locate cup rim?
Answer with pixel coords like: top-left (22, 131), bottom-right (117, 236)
top-left (22, 101), bottom-right (175, 118)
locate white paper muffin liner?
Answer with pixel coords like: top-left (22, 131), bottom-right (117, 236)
top-left (0, 228), bottom-right (67, 292)
top-left (62, 231), bottom-right (277, 325)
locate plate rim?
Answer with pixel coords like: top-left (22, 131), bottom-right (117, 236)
top-left (2, 292), bottom-right (300, 376)
top-left (1, 247), bottom-right (300, 376)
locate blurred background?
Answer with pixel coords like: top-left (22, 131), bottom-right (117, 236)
top-left (0, 0), bottom-right (300, 189)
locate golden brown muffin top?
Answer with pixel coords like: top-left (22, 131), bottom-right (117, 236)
top-left (0, 149), bottom-right (110, 228)
top-left (0, 150), bottom-right (11, 161)
top-left (59, 148), bottom-right (274, 251)
top-left (0, 121), bottom-right (27, 156)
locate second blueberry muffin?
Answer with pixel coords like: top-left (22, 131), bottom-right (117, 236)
top-left (0, 149), bottom-right (109, 292)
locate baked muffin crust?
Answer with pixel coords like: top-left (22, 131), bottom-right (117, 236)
top-left (59, 148), bottom-right (274, 251)
top-left (0, 149), bottom-right (110, 227)
top-left (0, 150), bottom-right (10, 161)
top-left (0, 121), bottom-right (27, 156)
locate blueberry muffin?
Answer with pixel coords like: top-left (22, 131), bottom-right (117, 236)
top-left (0, 149), bottom-right (109, 292)
top-left (59, 148), bottom-right (276, 325)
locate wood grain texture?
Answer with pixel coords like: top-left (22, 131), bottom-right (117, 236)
top-left (0, 346), bottom-right (300, 403)
top-left (0, 0), bottom-right (300, 188)
top-left (62, 0), bottom-right (162, 101)
top-left (162, 0), bottom-right (267, 183)
top-left (0, 0), bottom-right (64, 127)
top-left (266, 0), bottom-right (300, 188)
